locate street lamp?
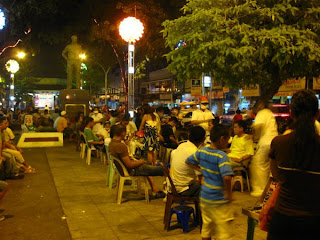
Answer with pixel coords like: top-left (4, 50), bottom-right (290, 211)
top-left (5, 59), bottom-right (19, 108)
top-left (119, 17), bottom-right (144, 112)
top-left (80, 53), bottom-right (111, 106)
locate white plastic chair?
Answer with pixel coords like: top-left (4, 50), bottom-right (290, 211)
top-left (110, 155), bottom-right (150, 204)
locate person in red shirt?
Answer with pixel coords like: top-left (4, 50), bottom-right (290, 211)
top-left (233, 109), bottom-right (243, 122)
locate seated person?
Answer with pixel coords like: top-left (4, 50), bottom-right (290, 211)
top-left (227, 120), bottom-right (254, 168)
top-left (56, 111), bottom-right (75, 141)
top-left (0, 116), bottom-right (24, 180)
top-left (108, 124), bottom-right (165, 197)
top-left (161, 117), bottom-right (179, 149)
top-left (83, 117), bottom-right (105, 152)
top-left (2, 120), bottom-right (35, 173)
top-left (170, 126), bottom-right (206, 197)
top-left (37, 119), bottom-right (56, 132)
top-left (41, 109), bottom-right (51, 120)
top-left (117, 114), bottom-right (139, 155)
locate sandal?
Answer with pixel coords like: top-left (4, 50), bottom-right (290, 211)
top-left (24, 166), bottom-right (36, 174)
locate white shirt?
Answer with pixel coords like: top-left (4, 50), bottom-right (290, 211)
top-left (253, 108), bottom-right (278, 145)
top-left (91, 113), bottom-right (104, 134)
top-left (191, 109), bottom-right (214, 133)
top-left (53, 116), bottom-right (60, 129)
top-left (170, 141), bottom-right (200, 193)
top-left (116, 121), bottom-right (137, 139)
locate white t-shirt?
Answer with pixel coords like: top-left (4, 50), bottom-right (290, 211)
top-left (170, 141), bottom-right (201, 193)
top-left (253, 108), bottom-right (278, 145)
top-left (91, 113), bottom-right (104, 134)
top-left (116, 121), bottom-right (137, 139)
top-left (191, 109), bottom-right (214, 133)
top-left (228, 134), bottom-right (254, 159)
top-left (53, 116), bottom-right (60, 129)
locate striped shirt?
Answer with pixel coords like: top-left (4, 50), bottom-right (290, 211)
top-left (186, 147), bottom-right (233, 205)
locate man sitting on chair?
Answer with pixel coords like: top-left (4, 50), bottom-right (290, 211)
top-left (170, 126), bottom-right (206, 197)
top-left (108, 124), bottom-right (165, 198)
top-left (227, 120), bottom-right (254, 168)
top-left (83, 117), bottom-right (105, 152)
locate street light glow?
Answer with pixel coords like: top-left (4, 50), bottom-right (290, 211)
top-left (17, 51), bottom-right (26, 59)
top-left (119, 17), bottom-right (144, 43)
top-left (5, 60), bottom-right (19, 73)
top-left (79, 53), bottom-right (86, 60)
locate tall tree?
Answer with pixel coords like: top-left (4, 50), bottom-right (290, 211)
top-left (163, 0), bottom-right (320, 101)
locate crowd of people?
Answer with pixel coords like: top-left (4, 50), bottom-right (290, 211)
top-left (0, 89), bottom-right (319, 239)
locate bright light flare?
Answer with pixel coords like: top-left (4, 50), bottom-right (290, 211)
top-left (79, 53), bottom-right (86, 60)
top-left (119, 17), bottom-right (144, 43)
top-left (17, 51), bottom-right (26, 59)
top-left (5, 60), bottom-right (19, 73)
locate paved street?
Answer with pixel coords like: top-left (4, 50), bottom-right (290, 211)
top-left (0, 143), bottom-right (267, 240)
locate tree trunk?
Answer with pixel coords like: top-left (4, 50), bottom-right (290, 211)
top-left (257, 66), bottom-right (283, 106)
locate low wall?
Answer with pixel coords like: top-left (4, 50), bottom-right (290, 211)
top-left (17, 132), bottom-right (64, 148)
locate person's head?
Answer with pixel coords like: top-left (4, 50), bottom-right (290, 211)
top-left (54, 108), bottom-right (60, 113)
top-left (189, 126), bottom-right (206, 146)
top-left (199, 96), bottom-right (209, 111)
top-left (84, 116), bottom-right (94, 128)
top-left (254, 99), bottom-right (267, 114)
top-left (34, 108), bottom-right (39, 113)
top-left (156, 107), bottom-right (165, 118)
top-left (121, 113), bottom-right (131, 126)
top-left (0, 116), bottom-right (8, 130)
top-left (93, 107), bottom-right (99, 114)
top-left (236, 109), bottom-right (241, 115)
top-left (60, 111), bottom-right (67, 118)
top-left (168, 116), bottom-right (179, 127)
top-left (210, 124), bottom-right (230, 149)
top-left (233, 120), bottom-right (247, 136)
top-left (44, 109), bottom-right (49, 114)
top-left (104, 121), bottom-right (111, 129)
top-left (71, 35), bottom-right (78, 43)
top-left (111, 124), bottom-right (127, 140)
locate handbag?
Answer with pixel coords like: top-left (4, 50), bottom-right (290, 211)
top-left (258, 184), bottom-right (280, 232)
top-left (136, 130), bottom-right (145, 138)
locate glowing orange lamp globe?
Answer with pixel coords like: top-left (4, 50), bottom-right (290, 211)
top-left (119, 17), bottom-right (144, 43)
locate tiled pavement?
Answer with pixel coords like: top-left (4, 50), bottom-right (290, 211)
top-left (46, 143), bottom-right (267, 240)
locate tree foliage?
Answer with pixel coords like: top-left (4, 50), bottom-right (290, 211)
top-left (163, 0), bottom-right (320, 99)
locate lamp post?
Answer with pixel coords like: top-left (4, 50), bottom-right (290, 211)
top-left (79, 53), bottom-right (111, 107)
top-left (119, 17), bottom-right (144, 112)
top-left (5, 59), bottom-right (19, 108)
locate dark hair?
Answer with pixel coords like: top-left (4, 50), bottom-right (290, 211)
top-left (234, 120), bottom-right (247, 131)
top-left (169, 116), bottom-right (179, 124)
top-left (44, 109), bottom-right (48, 113)
top-left (122, 113), bottom-right (131, 122)
top-left (84, 116), bottom-right (94, 126)
top-left (142, 104), bottom-right (156, 121)
top-left (236, 109), bottom-right (241, 114)
top-left (189, 126), bottom-right (206, 144)
top-left (55, 109), bottom-right (60, 113)
top-left (210, 124), bottom-right (230, 143)
top-left (290, 90), bottom-right (319, 169)
top-left (0, 116), bottom-right (7, 124)
top-left (111, 124), bottom-right (126, 137)
top-left (156, 106), bottom-right (164, 113)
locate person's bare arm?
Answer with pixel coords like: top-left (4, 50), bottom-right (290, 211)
top-left (139, 115), bottom-right (147, 132)
top-left (88, 140), bottom-right (104, 145)
top-left (191, 119), bottom-right (209, 125)
top-left (4, 141), bottom-right (17, 150)
top-left (223, 175), bottom-right (233, 201)
top-left (121, 155), bottom-right (145, 169)
top-left (270, 159), bottom-right (280, 181)
top-left (230, 154), bottom-right (253, 163)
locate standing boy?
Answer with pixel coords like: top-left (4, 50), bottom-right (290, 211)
top-left (187, 124), bottom-right (234, 240)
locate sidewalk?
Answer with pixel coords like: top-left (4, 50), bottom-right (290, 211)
top-left (1, 143), bottom-right (268, 240)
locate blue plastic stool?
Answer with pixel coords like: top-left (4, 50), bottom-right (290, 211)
top-left (168, 205), bottom-right (197, 233)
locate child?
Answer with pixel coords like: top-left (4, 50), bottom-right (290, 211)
top-left (186, 124), bottom-right (234, 240)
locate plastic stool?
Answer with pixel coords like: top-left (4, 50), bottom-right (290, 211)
top-left (168, 205), bottom-right (197, 233)
top-left (232, 175), bottom-right (244, 192)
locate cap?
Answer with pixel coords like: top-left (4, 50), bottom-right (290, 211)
top-left (61, 111), bottom-right (67, 116)
top-left (199, 96), bottom-right (209, 104)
